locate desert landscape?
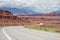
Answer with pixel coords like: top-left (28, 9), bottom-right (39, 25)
top-left (0, 0), bottom-right (60, 40)
top-left (0, 10), bottom-right (60, 33)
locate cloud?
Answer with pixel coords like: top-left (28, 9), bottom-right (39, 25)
top-left (0, 0), bottom-right (60, 13)
top-left (33, 0), bottom-right (60, 13)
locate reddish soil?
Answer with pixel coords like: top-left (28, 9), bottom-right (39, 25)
top-left (0, 10), bottom-right (60, 29)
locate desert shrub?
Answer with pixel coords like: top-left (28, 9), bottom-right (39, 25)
top-left (42, 27), bottom-right (49, 31)
top-left (24, 24), bottom-right (60, 33)
top-left (55, 30), bottom-right (60, 33)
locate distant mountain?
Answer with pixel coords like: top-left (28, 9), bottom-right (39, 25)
top-left (0, 7), bottom-right (60, 16)
top-left (0, 7), bottom-right (35, 15)
top-left (18, 12), bottom-right (60, 16)
top-left (45, 12), bottom-right (60, 16)
top-left (55, 9), bottom-right (60, 13)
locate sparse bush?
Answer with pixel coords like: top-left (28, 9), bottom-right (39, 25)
top-left (24, 25), bottom-right (60, 33)
top-left (41, 27), bottom-right (49, 31)
top-left (55, 30), bottom-right (60, 33)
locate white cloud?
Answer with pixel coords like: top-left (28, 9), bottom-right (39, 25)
top-left (33, 0), bottom-right (60, 13)
top-left (0, 0), bottom-right (60, 13)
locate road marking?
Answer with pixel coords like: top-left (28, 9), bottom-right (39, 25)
top-left (3, 28), bottom-right (12, 40)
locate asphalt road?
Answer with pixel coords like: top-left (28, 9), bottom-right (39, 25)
top-left (0, 26), bottom-right (60, 40)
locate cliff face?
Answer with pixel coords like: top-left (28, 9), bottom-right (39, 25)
top-left (0, 10), bottom-right (60, 28)
top-left (0, 10), bottom-right (13, 16)
top-left (0, 10), bottom-right (19, 26)
top-left (0, 10), bottom-right (30, 26)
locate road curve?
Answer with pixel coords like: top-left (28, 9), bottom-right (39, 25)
top-left (0, 26), bottom-right (60, 40)
top-left (3, 28), bottom-right (12, 40)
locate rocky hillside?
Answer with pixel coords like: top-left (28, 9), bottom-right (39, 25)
top-left (0, 10), bottom-right (30, 26)
top-left (0, 10), bottom-right (60, 27)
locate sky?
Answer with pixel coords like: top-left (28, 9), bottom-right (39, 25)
top-left (0, 0), bottom-right (60, 13)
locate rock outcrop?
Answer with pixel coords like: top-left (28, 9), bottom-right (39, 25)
top-left (0, 10), bottom-right (31, 26)
top-left (0, 10), bottom-right (19, 26)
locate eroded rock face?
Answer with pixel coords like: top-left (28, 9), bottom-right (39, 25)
top-left (0, 10), bottom-right (60, 28)
top-left (0, 10), bottom-right (13, 16)
top-left (0, 10), bottom-right (17, 19)
top-left (0, 10), bottom-right (30, 26)
top-left (0, 10), bottom-right (20, 26)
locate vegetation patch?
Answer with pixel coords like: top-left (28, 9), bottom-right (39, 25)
top-left (24, 25), bottom-right (60, 33)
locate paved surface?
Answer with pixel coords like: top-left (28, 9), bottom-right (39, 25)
top-left (0, 26), bottom-right (60, 40)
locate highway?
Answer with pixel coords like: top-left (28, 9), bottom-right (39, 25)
top-left (0, 26), bottom-right (60, 40)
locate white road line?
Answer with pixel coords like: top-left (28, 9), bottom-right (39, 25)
top-left (2, 28), bottom-right (12, 40)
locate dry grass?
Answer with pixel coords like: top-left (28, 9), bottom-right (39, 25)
top-left (24, 23), bottom-right (60, 33)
